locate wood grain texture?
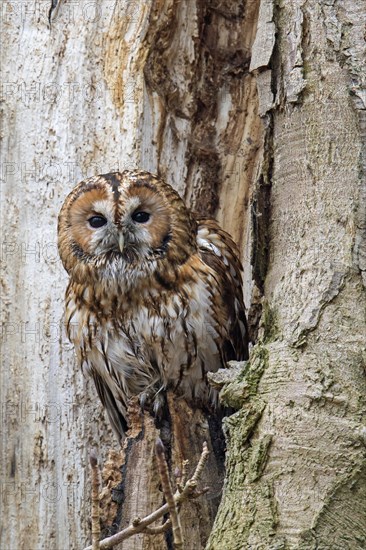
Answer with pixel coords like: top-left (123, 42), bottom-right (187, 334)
top-left (103, 395), bottom-right (224, 550)
top-left (0, 2), bottom-right (260, 548)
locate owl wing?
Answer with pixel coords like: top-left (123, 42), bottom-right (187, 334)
top-left (91, 370), bottom-right (128, 440)
top-left (196, 217), bottom-right (249, 363)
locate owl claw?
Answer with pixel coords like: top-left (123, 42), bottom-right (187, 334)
top-left (153, 392), bottom-right (165, 418)
top-left (138, 389), bottom-right (166, 421)
top-left (139, 390), bottom-right (152, 412)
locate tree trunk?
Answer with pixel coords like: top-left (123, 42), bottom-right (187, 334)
top-left (208, 0), bottom-right (366, 548)
top-left (1, 1), bottom-right (365, 550)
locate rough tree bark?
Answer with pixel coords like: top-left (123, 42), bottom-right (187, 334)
top-left (0, 1), bottom-right (365, 549)
top-left (207, 1), bottom-right (366, 548)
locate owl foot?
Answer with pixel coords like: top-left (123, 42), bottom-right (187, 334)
top-left (139, 389), bottom-right (166, 421)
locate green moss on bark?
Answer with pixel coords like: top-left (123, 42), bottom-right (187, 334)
top-left (248, 434), bottom-right (273, 482)
top-left (262, 302), bottom-right (280, 343)
top-left (206, 344), bottom-right (275, 549)
top-left (220, 345), bottom-right (269, 409)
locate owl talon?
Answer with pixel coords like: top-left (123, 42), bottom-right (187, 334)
top-left (138, 389), bottom-right (166, 421)
top-left (152, 392), bottom-right (165, 418)
top-left (139, 390), bottom-right (152, 412)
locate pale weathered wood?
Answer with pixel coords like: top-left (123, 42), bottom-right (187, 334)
top-left (1, 2), bottom-right (260, 548)
top-left (102, 394), bottom-right (224, 550)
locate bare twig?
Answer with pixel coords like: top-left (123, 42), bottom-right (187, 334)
top-left (143, 519), bottom-right (172, 534)
top-left (155, 438), bottom-right (183, 549)
top-left (191, 441), bottom-right (209, 484)
top-left (175, 459), bottom-right (189, 493)
top-left (83, 442), bottom-right (210, 550)
top-left (89, 450), bottom-right (101, 550)
top-left (181, 460), bottom-right (189, 489)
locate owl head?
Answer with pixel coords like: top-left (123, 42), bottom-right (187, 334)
top-left (58, 171), bottom-right (197, 285)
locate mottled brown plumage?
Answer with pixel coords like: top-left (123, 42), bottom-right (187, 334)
top-left (58, 170), bottom-right (248, 439)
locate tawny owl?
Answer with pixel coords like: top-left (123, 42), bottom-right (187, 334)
top-left (58, 170), bottom-right (248, 440)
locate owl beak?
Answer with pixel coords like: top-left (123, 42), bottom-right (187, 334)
top-left (118, 233), bottom-right (125, 253)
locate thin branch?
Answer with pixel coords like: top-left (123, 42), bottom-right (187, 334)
top-left (180, 460), bottom-right (189, 490)
top-left (191, 441), bottom-right (209, 485)
top-left (175, 459), bottom-right (189, 494)
top-left (155, 438), bottom-right (183, 549)
top-left (143, 519), bottom-right (172, 534)
top-left (83, 442), bottom-right (210, 550)
top-left (89, 450), bottom-right (101, 550)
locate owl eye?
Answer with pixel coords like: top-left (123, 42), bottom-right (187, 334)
top-left (88, 215), bottom-right (107, 228)
top-left (132, 211), bottom-right (150, 223)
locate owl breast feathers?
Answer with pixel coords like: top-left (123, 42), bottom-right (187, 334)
top-left (58, 170), bottom-right (249, 439)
